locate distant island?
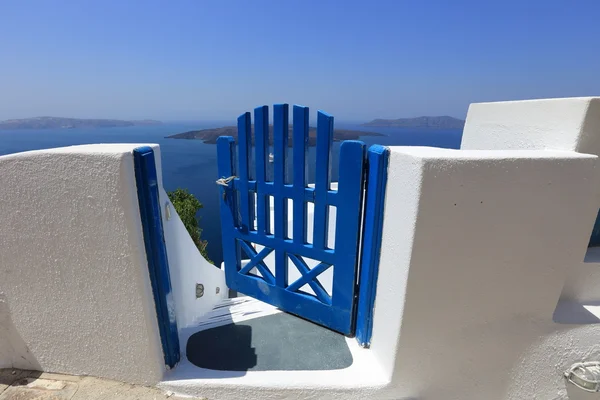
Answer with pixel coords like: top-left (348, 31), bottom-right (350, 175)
top-left (167, 126), bottom-right (383, 146)
top-left (362, 116), bottom-right (465, 129)
top-left (0, 116), bottom-right (162, 130)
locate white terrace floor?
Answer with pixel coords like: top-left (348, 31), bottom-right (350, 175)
top-left (160, 297), bottom-right (388, 399)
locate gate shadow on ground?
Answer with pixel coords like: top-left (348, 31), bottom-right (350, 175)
top-left (553, 300), bottom-right (600, 324)
top-left (185, 312), bottom-right (353, 372)
top-left (186, 323), bottom-right (256, 371)
top-left (174, 298), bottom-right (254, 379)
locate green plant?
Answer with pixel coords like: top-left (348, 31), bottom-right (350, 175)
top-left (167, 188), bottom-right (213, 264)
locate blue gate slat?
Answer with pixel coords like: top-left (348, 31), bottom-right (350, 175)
top-left (313, 111), bottom-right (334, 249)
top-left (273, 103), bottom-right (289, 238)
top-left (133, 146), bottom-right (180, 368)
top-left (273, 104), bottom-right (289, 288)
top-left (332, 141), bottom-right (365, 318)
top-left (217, 136), bottom-right (240, 285)
top-left (237, 113), bottom-right (252, 232)
top-left (254, 106), bottom-right (270, 235)
top-left (355, 145), bottom-right (390, 347)
top-left (293, 105), bottom-right (309, 245)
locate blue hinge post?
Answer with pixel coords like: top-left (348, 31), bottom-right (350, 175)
top-left (133, 146), bottom-right (180, 368)
top-left (355, 144), bottom-right (390, 347)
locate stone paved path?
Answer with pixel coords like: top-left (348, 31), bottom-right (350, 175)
top-left (0, 369), bottom-right (199, 400)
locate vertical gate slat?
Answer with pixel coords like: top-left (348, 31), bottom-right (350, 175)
top-left (273, 104), bottom-right (289, 287)
top-left (254, 105), bottom-right (270, 235)
top-left (293, 105), bottom-right (309, 245)
top-left (332, 141), bottom-right (365, 317)
top-left (217, 136), bottom-right (240, 286)
top-left (237, 113), bottom-right (252, 232)
top-left (313, 111), bottom-right (333, 249)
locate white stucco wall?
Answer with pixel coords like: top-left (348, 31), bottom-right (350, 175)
top-left (461, 97), bottom-right (600, 311)
top-left (159, 186), bottom-right (227, 329)
top-left (370, 147), bottom-right (600, 399)
top-left (461, 97), bottom-right (600, 155)
top-left (0, 144), bottom-right (166, 385)
top-left (128, 144), bottom-right (226, 331)
top-left (0, 142), bottom-right (228, 385)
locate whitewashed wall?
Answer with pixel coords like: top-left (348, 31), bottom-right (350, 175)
top-left (0, 143), bottom-right (225, 385)
top-left (461, 97), bottom-right (600, 308)
top-left (0, 144), bottom-right (165, 385)
top-left (141, 146), bottom-right (226, 332)
top-left (371, 146), bottom-right (600, 400)
top-left (461, 97), bottom-right (600, 155)
top-left (145, 141), bottom-right (228, 331)
top-left (159, 186), bottom-right (227, 329)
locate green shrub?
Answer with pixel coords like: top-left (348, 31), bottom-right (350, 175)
top-left (167, 188), bottom-right (213, 264)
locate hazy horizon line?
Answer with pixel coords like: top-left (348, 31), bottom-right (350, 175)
top-left (0, 114), bottom-right (466, 124)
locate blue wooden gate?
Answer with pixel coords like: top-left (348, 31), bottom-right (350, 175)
top-left (217, 104), bottom-right (366, 335)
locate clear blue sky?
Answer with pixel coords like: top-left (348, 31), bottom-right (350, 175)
top-left (1, 0), bottom-right (599, 122)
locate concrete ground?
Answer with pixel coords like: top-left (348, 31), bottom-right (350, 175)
top-left (0, 369), bottom-right (200, 400)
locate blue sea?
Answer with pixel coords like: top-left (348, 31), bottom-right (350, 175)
top-left (0, 123), bottom-right (462, 265)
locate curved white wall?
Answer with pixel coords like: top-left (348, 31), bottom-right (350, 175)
top-left (159, 186), bottom-right (227, 329)
top-left (144, 144), bottom-right (227, 331)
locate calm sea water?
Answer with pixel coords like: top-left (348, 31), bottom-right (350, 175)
top-left (0, 123), bottom-right (462, 265)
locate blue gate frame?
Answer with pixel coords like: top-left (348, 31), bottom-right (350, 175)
top-left (133, 146), bottom-right (180, 368)
top-left (217, 104), bottom-right (365, 335)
